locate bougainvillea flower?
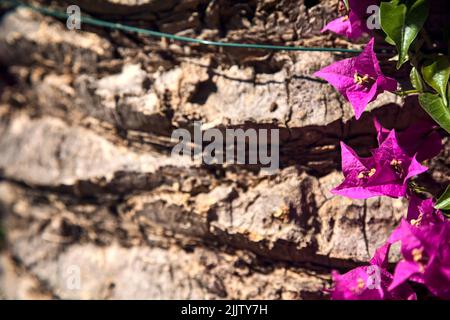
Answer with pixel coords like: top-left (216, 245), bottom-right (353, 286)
top-left (386, 219), bottom-right (450, 299)
top-left (374, 119), bottom-right (442, 162)
top-left (330, 246), bottom-right (416, 300)
top-left (407, 196), bottom-right (445, 227)
top-left (332, 130), bottom-right (428, 199)
top-left (321, 0), bottom-right (379, 40)
top-left (314, 39), bottom-right (397, 119)
top-left (348, 0), bottom-right (380, 20)
top-left (321, 12), bottom-right (365, 40)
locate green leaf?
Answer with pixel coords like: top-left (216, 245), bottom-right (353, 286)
top-left (410, 66), bottom-right (424, 91)
top-left (448, 79), bottom-right (450, 100)
top-left (422, 56), bottom-right (450, 104)
top-left (385, 35), bottom-right (396, 46)
top-left (380, 0), bottom-right (429, 69)
top-left (436, 185), bottom-right (450, 210)
top-left (419, 93), bottom-right (450, 133)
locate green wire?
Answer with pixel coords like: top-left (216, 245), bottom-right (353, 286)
top-left (3, 0), bottom-right (362, 54)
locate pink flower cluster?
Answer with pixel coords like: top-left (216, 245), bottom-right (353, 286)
top-left (316, 1), bottom-right (449, 300)
top-left (321, 0), bottom-right (379, 41)
top-left (314, 39), bottom-right (397, 119)
top-left (332, 120), bottom-right (441, 199)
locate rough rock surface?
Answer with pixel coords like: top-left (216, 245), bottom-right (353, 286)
top-left (0, 0), bottom-right (448, 299)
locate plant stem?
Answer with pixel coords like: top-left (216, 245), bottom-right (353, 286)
top-left (394, 89), bottom-right (421, 96)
